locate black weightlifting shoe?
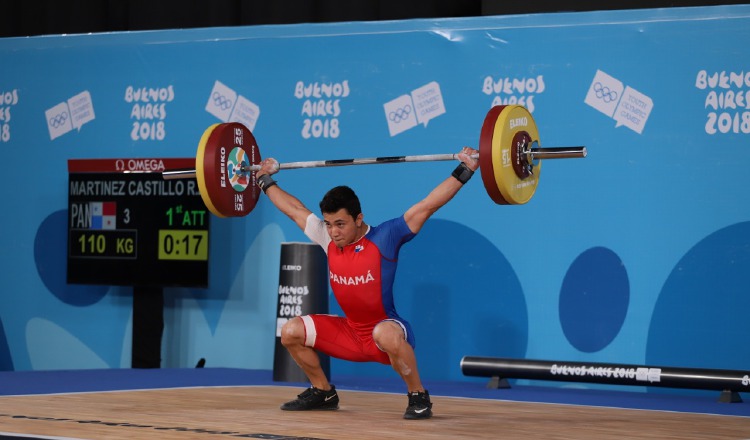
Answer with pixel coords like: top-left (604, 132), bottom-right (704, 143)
top-left (403, 390), bottom-right (433, 419)
top-left (280, 385), bottom-right (339, 411)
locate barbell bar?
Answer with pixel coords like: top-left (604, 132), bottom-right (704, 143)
top-left (163, 147), bottom-right (584, 179)
top-left (162, 105), bottom-right (587, 218)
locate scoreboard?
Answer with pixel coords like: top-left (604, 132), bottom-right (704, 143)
top-left (67, 158), bottom-right (209, 287)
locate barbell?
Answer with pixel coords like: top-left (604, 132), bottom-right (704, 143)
top-left (163, 105), bottom-right (586, 218)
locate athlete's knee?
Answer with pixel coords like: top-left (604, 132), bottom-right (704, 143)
top-left (372, 321), bottom-right (405, 353)
top-left (280, 316), bottom-right (306, 348)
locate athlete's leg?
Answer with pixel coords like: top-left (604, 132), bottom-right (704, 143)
top-left (280, 316), bottom-right (331, 390)
top-left (372, 320), bottom-right (425, 392)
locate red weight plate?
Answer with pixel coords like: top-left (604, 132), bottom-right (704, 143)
top-left (479, 105), bottom-right (510, 205)
top-left (196, 122), bottom-right (261, 217)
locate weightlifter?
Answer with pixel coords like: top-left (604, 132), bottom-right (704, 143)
top-left (255, 146), bottom-right (479, 419)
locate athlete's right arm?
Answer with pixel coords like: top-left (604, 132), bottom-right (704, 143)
top-left (257, 158), bottom-right (312, 231)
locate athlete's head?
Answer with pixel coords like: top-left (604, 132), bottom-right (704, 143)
top-left (320, 186), bottom-right (361, 217)
top-left (320, 186), bottom-right (364, 247)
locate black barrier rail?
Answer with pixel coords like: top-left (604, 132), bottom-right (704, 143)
top-left (460, 357), bottom-right (750, 403)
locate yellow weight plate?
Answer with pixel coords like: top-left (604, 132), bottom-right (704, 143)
top-left (490, 105), bottom-right (541, 205)
top-left (196, 123), bottom-right (222, 217)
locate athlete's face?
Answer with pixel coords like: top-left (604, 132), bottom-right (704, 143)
top-left (323, 208), bottom-right (363, 247)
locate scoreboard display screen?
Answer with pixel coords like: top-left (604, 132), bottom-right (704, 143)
top-left (67, 158), bottom-right (209, 287)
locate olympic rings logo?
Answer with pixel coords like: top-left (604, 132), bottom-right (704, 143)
top-left (49, 112), bottom-right (69, 128)
top-left (388, 105), bottom-right (412, 123)
top-left (593, 82), bottom-right (618, 103)
top-left (212, 92), bottom-right (233, 110)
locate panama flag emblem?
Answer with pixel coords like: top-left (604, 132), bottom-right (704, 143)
top-left (90, 201), bottom-right (117, 230)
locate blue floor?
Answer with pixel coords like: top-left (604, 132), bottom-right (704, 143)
top-left (1, 368), bottom-right (748, 418)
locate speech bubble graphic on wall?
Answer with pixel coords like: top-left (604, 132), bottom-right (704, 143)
top-left (205, 80), bottom-right (237, 121)
top-left (45, 102), bottom-right (73, 140)
top-left (411, 81), bottom-right (446, 127)
top-left (46, 91), bottom-right (95, 140)
top-left (229, 95), bottom-right (261, 131)
top-left (585, 70), bottom-right (623, 117)
top-left (69, 91), bottom-right (95, 131)
top-left (384, 94), bottom-right (417, 136)
top-left (614, 86), bottom-right (653, 134)
top-left (384, 81), bottom-right (446, 136)
top-left (205, 80), bottom-right (260, 131)
top-left (585, 70), bottom-right (653, 134)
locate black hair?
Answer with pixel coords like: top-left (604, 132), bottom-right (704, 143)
top-left (319, 185), bottom-right (362, 218)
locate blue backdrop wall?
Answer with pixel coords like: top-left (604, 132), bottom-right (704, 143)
top-left (1, 5), bottom-right (749, 391)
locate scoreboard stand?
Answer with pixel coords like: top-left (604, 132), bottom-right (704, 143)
top-left (132, 285), bottom-right (164, 368)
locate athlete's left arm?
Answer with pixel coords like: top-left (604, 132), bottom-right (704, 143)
top-left (403, 147), bottom-right (479, 234)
